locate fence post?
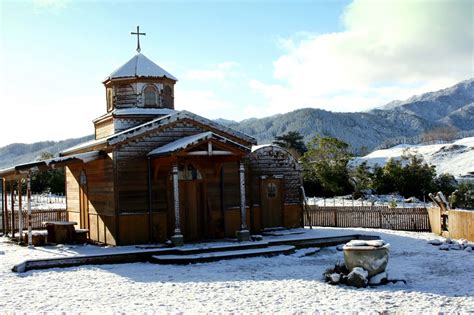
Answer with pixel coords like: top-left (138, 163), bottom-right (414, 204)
top-left (334, 208), bottom-right (338, 227)
top-left (378, 208), bottom-right (382, 228)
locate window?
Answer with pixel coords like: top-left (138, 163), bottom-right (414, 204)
top-left (267, 182), bottom-right (277, 198)
top-left (178, 163), bottom-right (202, 180)
top-left (107, 89), bottom-right (113, 111)
top-left (80, 170), bottom-right (87, 186)
top-left (144, 85), bottom-right (158, 106)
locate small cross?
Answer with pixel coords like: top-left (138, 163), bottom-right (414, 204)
top-left (131, 26), bottom-right (146, 53)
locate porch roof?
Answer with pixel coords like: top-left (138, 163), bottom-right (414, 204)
top-left (0, 151), bottom-right (104, 179)
top-left (147, 131), bottom-right (250, 157)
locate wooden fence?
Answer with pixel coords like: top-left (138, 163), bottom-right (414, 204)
top-left (305, 206), bottom-right (431, 232)
top-left (4, 209), bottom-right (67, 233)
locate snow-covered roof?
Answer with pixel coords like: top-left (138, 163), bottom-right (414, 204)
top-left (106, 110), bottom-right (256, 147)
top-left (114, 108), bottom-right (177, 116)
top-left (251, 144), bottom-right (273, 152)
top-left (92, 108), bottom-right (177, 123)
top-left (0, 151), bottom-right (104, 178)
top-left (148, 131), bottom-right (249, 157)
top-left (104, 53), bottom-right (177, 82)
top-left (62, 110), bottom-right (256, 156)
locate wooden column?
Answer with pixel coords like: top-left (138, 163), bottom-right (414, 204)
top-left (10, 182), bottom-right (15, 238)
top-left (237, 161), bottom-right (250, 241)
top-left (27, 174), bottom-right (33, 247)
top-left (171, 165), bottom-right (183, 246)
top-left (3, 179), bottom-right (9, 236)
top-left (17, 180), bottom-right (23, 243)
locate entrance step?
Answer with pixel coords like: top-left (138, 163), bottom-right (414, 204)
top-left (268, 234), bottom-right (380, 249)
top-left (150, 245), bottom-right (295, 264)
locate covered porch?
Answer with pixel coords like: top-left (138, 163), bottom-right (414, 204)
top-left (147, 131), bottom-right (251, 245)
top-left (0, 151), bottom-right (104, 245)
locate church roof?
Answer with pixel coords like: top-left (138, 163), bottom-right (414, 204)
top-left (148, 131), bottom-right (250, 157)
top-left (104, 53), bottom-right (178, 82)
top-left (61, 110), bottom-right (257, 156)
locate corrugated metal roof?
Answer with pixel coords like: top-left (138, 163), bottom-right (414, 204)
top-left (104, 53), bottom-right (178, 82)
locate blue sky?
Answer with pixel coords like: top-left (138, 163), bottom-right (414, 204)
top-left (0, 0), bottom-right (472, 146)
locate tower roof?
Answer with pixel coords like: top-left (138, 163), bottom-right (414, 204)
top-left (104, 53), bottom-right (177, 82)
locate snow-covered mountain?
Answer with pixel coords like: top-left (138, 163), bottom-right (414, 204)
top-left (1, 78), bottom-right (473, 169)
top-left (218, 78), bottom-right (474, 151)
top-left (351, 137), bottom-right (474, 181)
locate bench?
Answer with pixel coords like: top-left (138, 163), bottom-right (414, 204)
top-left (43, 221), bottom-right (77, 244)
top-left (75, 229), bottom-right (89, 244)
top-left (22, 231), bottom-right (48, 246)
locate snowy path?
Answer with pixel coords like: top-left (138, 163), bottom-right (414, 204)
top-left (1, 228), bottom-right (473, 313)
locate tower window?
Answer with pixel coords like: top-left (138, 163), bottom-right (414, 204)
top-left (107, 89), bottom-right (113, 111)
top-left (144, 85), bottom-right (158, 106)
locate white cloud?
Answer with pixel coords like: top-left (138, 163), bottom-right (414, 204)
top-left (175, 89), bottom-right (234, 119)
top-left (32, 0), bottom-right (70, 11)
top-left (252, 0), bottom-right (474, 115)
top-left (183, 62), bottom-right (241, 81)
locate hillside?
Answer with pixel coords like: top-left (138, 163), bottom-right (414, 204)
top-left (219, 78), bottom-right (474, 151)
top-left (351, 137), bottom-right (474, 181)
top-left (0, 135), bottom-right (94, 169)
top-left (1, 78), bottom-right (473, 169)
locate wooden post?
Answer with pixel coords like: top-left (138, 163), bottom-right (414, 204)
top-left (170, 165), bottom-right (183, 246)
top-left (18, 180), bottom-right (23, 244)
top-left (236, 162), bottom-right (249, 241)
top-left (1, 178), bottom-right (5, 235)
top-left (10, 182), bottom-right (15, 238)
top-left (27, 174), bottom-right (33, 247)
top-left (4, 180), bottom-right (9, 236)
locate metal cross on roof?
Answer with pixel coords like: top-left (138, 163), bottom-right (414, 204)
top-left (131, 26), bottom-right (146, 53)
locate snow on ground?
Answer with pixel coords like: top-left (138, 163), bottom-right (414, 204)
top-left (306, 194), bottom-right (432, 208)
top-left (351, 137), bottom-right (474, 180)
top-left (1, 228), bottom-right (473, 313)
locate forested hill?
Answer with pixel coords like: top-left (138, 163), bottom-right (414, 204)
top-left (217, 78), bottom-right (474, 152)
top-left (1, 78), bottom-right (473, 169)
top-left (0, 135), bottom-right (94, 169)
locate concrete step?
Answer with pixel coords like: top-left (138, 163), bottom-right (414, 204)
top-left (150, 245), bottom-right (296, 264)
top-left (268, 234), bottom-right (380, 249)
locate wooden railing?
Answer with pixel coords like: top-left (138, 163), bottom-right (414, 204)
top-left (4, 209), bottom-right (67, 233)
top-left (304, 206), bottom-right (431, 232)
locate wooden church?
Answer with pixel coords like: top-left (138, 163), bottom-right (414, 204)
top-left (0, 35), bottom-right (303, 246)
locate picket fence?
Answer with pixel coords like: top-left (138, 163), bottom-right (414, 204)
top-left (304, 205), bottom-right (430, 231)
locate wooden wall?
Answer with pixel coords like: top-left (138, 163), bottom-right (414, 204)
top-left (66, 155), bottom-right (117, 245)
top-left (95, 118), bottom-right (115, 139)
top-left (115, 121), bottom-right (205, 214)
top-left (448, 210), bottom-right (474, 241)
top-left (247, 145), bottom-right (303, 230)
top-left (429, 207), bottom-right (474, 241)
top-left (247, 146), bottom-right (302, 205)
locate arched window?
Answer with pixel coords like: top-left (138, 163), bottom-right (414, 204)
top-left (144, 85), bottom-right (158, 106)
top-left (178, 163), bottom-right (202, 180)
top-left (80, 170), bottom-right (87, 186)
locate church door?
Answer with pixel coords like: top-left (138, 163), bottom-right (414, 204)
top-left (261, 178), bottom-right (283, 228)
top-left (79, 171), bottom-right (89, 230)
top-left (180, 180), bottom-right (205, 241)
top-left (178, 163), bottom-right (206, 241)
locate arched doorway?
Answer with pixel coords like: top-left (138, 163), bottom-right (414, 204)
top-left (79, 170), bottom-right (89, 230)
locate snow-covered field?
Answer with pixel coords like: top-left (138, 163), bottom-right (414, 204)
top-left (1, 227), bottom-right (473, 313)
top-left (306, 194), bottom-right (432, 208)
top-left (352, 137), bottom-right (474, 180)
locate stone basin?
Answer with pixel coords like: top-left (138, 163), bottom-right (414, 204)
top-left (343, 240), bottom-right (390, 277)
